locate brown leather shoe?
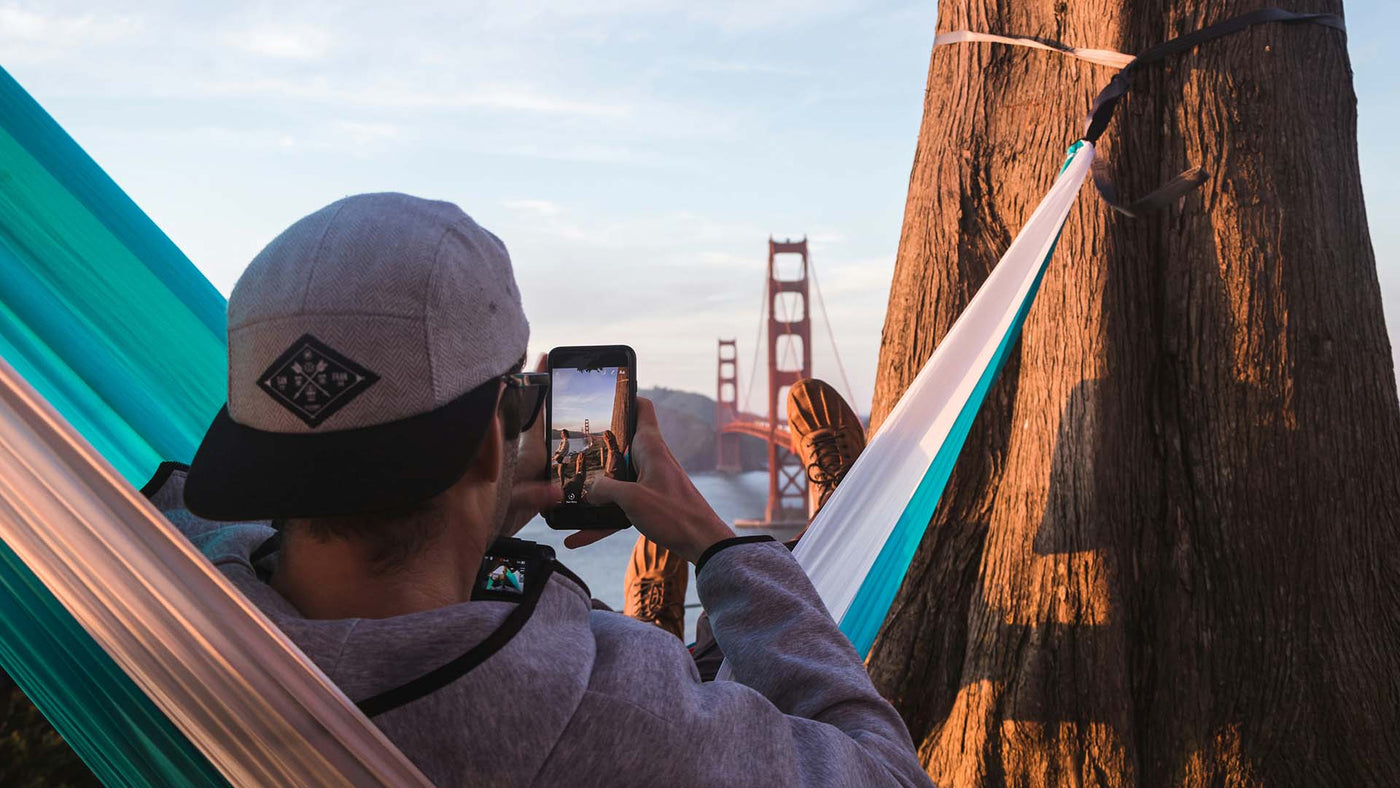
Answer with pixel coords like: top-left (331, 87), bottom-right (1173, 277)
top-left (623, 534), bottom-right (688, 639)
top-left (787, 378), bottom-right (866, 514)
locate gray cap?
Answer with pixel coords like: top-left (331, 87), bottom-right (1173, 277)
top-left (185, 193), bottom-right (529, 520)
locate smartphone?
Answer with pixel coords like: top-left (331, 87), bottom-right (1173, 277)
top-left (544, 345), bottom-right (636, 530)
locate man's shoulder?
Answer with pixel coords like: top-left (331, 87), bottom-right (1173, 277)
top-left (162, 507), bottom-right (273, 553)
top-left (583, 605), bottom-right (704, 705)
top-left (141, 462), bottom-right (275, 560)
top-left (585, 604), bottom-right (680, 643)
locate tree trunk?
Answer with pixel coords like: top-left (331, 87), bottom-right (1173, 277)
top-left (867, 1), bottom-right (1400, 784)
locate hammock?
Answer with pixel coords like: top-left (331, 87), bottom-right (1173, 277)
top-left (0, 69), bottom-right (225, 486)
top-left (0, 65), bottom-right (430, 786)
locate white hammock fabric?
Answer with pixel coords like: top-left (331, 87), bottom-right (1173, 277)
top-left (774, 141), bottom-right (1096, 663)
top-left (0, 354), bottom-right (432, 787)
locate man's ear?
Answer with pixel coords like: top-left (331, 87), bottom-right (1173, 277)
top-left (465, 412), bottom-right (504, 484)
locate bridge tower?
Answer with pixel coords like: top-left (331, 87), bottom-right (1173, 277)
top-left (715, 339), bottom-right (742, 473)
top-left (765, 238), bottom-right (811, 524)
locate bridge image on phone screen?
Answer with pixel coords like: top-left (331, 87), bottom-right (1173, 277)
top-left (549, 364), bottom-right (632, 505)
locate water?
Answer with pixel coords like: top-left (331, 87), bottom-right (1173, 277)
top-left (516, 470), bottom-right (803, 641)
top-left (552, 436), bottom-right (596, 455)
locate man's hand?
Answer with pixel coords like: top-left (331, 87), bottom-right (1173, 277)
top-left (578, 398), bottom-right (735, 563)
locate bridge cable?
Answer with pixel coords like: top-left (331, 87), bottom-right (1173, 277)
top-left (807, 254), bottom-right (859, 411)
top-left (739, 271), bottom-right (766, 414)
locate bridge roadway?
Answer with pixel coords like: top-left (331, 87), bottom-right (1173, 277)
top-left (718, 412), bottom-right (792, 451)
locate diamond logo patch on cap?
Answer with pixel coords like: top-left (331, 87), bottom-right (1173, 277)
top-left (257, 334), bottom-right (380, 428)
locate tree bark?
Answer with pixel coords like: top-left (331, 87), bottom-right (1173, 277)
top-left (867, 1), bottom-right (1400, 784)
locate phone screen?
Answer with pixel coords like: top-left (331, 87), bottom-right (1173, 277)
top-left (549, 357), bottom-right (634, 507)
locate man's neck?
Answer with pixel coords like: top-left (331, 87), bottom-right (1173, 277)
top-left (270, 529), bottom-right (490, 620)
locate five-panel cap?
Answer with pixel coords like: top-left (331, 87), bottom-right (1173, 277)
top-left (184, 193), bottom-right (529, 520)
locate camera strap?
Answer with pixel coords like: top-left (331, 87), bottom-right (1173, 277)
top-left (355, 539), bottom-right (560, 718)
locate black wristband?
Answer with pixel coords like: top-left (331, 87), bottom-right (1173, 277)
top-left (695, 535), bottom-right (777, 574)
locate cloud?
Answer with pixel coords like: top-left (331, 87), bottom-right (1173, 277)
top-left (334, 120), bottom-right (401, 147)
top-left (681, 0), bottom-right (864, 33)
top-left (502, 199), bottom-right (563, 218)
top-left (681, 59), bottom-right (809, 77)
top-left (0, 4), bottom-right (52, 38)
top-left (463, 0), bottom-right (864, 35)
top-left (224, 25), bottom-right (334, 61)
top-left (190, 76), bottom-right (633, 117)
top-left (810, 257), bottom-right (893, 297)
top-left (0, 4), bottom-right (140, 61)
top-left (696, 251), bottom-right (750, 267)
top-left (498, 203), bottom-right (773, 262)
top-left (142, 120), bottom-right (402, 154)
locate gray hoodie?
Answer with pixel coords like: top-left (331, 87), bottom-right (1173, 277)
top-left (152, 473), bottom-right (931, 787)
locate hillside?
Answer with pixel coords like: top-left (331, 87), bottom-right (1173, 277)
top-left (640, 387), bottom-right (767, 472)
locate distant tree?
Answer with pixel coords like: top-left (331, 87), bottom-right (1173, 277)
top-left (868, 0), bottom-right (1400, 784)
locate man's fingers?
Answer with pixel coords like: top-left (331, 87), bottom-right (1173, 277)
top-left (563, 528), bottom-right (623, 549)
top-left (532, 352), bottom-right (548, 373)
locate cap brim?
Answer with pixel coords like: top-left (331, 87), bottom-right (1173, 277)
top-left (184, 381), bottom-right (500, 521)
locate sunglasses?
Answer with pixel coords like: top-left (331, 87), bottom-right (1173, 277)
top-left (503, 372), bottom-right (549, 432)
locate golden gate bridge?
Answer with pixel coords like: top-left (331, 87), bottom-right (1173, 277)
top-left (714, 237), bottom-right (856, 528)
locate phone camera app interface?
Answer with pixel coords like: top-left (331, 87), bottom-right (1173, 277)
top-left (551, 365), bottom-right (632, 505)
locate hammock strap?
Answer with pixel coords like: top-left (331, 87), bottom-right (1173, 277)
top-left (932, 30), bottom-right (1133, 68)
top-left (1083, 7), bottom-right (1346, 216)
top-left (1091, 160), bottom-right (1209, 219)
top-left (937, 9), bottom-right (1346, 217)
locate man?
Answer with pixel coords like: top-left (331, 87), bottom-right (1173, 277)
top-left (160, 193), bottom-right (929, 787)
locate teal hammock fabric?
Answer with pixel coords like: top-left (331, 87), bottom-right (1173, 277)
top-left (0, 67), bottom-right (226, 487)
top-left (0, 65), bottom-right (229, 785)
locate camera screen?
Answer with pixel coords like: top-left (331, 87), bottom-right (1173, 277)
top-left (483, 556), bottom-right (528, 596)
top-left (550, 364), bottom-right (632, 505)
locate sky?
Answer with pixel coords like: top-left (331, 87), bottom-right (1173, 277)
top-left (3, 1), bottom-right (1398, 414)
top-left (551, 366), bottom-right (620, 435)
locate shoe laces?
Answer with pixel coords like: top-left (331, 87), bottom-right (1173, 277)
top-left (635, 578), bottom-right (669, 619)
top-left (804, 429), bottom-right (852, 488)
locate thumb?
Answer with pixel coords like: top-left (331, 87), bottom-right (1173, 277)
top-left (634, 397), bottom-right (660, 434)
top-left (513, 481), bottom-right (561, 511)
top-left (588, 475), bottom-right (635, 509)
